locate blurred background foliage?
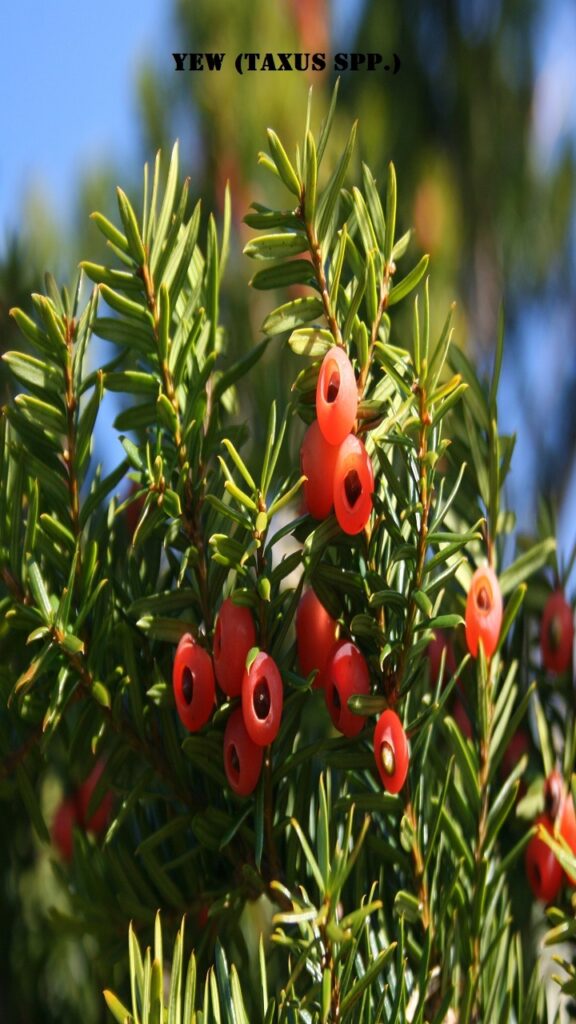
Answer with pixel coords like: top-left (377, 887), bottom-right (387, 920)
top-left (2, 0), bottom-right (575, 513)
top-left (1, 0), bottom-right (576, 1020)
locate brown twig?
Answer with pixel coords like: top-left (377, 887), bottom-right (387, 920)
top-left (304, 213), bottom-right (343, 348)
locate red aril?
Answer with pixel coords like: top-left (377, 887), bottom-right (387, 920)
top-left (300, 420), bottom-right (339, 520)
top-left (333, 434), bottom-right (374, 536)
top-left (242, 651), bottom-right (283, 746)
top-left (223, 708), bottom-right (263, 797)
top-left (465, 565), bottom-right (503, 659)
top-left (316, 345), bottom-right (358, 445)
top-left (324, 641), bottom-right (370, 737)
top-left (296, 589), bottom-right (338, 687)
top-left (213, 598), bottom-right (256, 698)
top-left (173, 633), bottom-right (215, 732)
top-left (541, 590), bottom-right (574, 674)
top-left (373, 709), bottom-right (409, 794)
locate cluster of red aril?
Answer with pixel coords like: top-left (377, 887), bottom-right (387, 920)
top-left (297, 588), bottom-right (410, 794)
top-left (173, 588), bottom-right (411, 799)
top-left (172, 562), bottom-right (511, 803)
top-left (525, 769), bottom-right (576, 902)
top-left (173, 598), bottom-right (284, 797)
top-left (301, 346), bottom-right (374, 535)
top-left (51, 761), bottom-right (113, 862)
top-left (173, 518), bottom-right (572, 810)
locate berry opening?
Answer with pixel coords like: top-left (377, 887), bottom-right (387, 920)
top-left (344, 470), bottom-right (362, 508)
top-left (182, 667), bottom-right (194, 705)
top-left (253, 679), bottom-right (271, 720)
top-left (476, 584), bottom-right (491, 611)
top-left (332, 686), bottom-right (341, 712)
top-left (380, 740), bottom-right (396, 776)
top-left (228, 743), bottom-right (240, 779)
top-left (325, 366), bottom-right (340, 403)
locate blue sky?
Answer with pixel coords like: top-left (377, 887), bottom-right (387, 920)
top-left (1, 1), bottom-right (167, 237)
top-left (0, 0), bottom-right (363, 241)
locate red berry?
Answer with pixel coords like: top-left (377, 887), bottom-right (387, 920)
top-left (300, 420), bottom-right (340, 519)
top-left (316, 345), bottom-right (358, 446)
top-left (77, 761), bottom-right (113, 837)
top-left (52, 797), bottom-right (78, 862)
top-left (316, 638), bottom-right (348, 691)
top-left (213, 598), bottom-right (256, 698)
top-left (541, 590), bottom-right (574, 674)
top-left (173, 633), bottom-right (215, 732)
top-left (223, 708), bottom-right (263, 796)
top-left (427, 629), bottom-right (456, 688)
top-left (525, 815), bottom-right (563, 902)
top-left (374, 709), bottom-right (410, 794)
top-left (560, 791), bottom-right (576, 848)
top-left (544, 770), bottom-right (576, 885)
top-left (296, 589), bottom-right (338, 687)
top-left (324, 641), bottom-right (370, 737)
top-left (465, 565), bottom-right (503, 659)
top-left (333, 435), bottom-right (374, 536)
top-left (560, 793), bottom-right (576, 885)
top-left (242, 652), bottom-right (283, 746)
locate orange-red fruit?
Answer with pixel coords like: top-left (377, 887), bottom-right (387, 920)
top-left (223, 708), bottom-right (263, 797)
top-left (52, 797), bottom-right (77, 862)
top-left (525, 815), bottom-right (563, 902)
top-left (333, 435), bottom-right (374, 535)
top-left (242, 652), bottom-right (283, 746)
top-left (213, 598), bottom-right (256, 698)
top-left (296, 589), bottom-right (338, 687)
top-left (300, 421), bottom-right (340, 519)
top-left (77, 761), bottom-right (113, 837)
top-left (544, 769), bottom-right (576, 885)
top-left (317, 638), bottom-right (348, 691)
top-left (541, 590), bottom-right (574, 674)
top-left (324, 641), bottom-right (370, 737)
top-left (465, 565), bottom-right (503, 659)
top-left (374, 710), bottom-right (410, 794)
top-left (173, 633), bottom-right (215, 732)
top-left (427, 629), bottom-right (456, 688)
top-left (560, 795), bottom-right (576, 885)
top-left (316, 345), bottom-right (358, 446)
